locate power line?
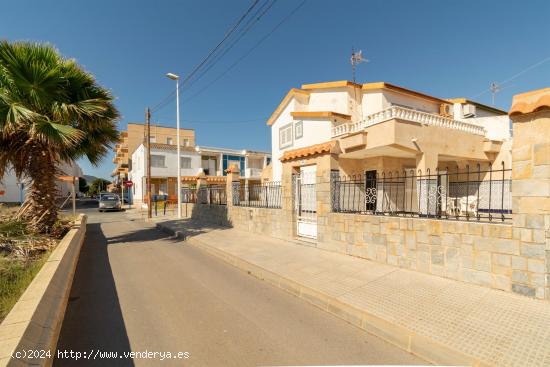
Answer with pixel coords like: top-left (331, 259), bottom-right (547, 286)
top-left (184, 0), bottom-right (307, 104)
top-left (471, 55), bottom-right (550, 99)
top-left (184, 0), bottom-right (278, 91)
top-left (150, 0), bottom-right (261, 113)
top-left (151, 118), bottom-right (266, 125)
top-left (152, 0), bottom-right (278, 115)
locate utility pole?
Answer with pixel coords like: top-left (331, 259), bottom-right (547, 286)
top-left (146, 107), bottom-right (152, 219)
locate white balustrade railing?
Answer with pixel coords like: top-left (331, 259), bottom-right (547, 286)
top-left (331, 106), bottom-right (486, 137)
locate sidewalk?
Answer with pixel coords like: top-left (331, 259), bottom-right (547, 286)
top-left (155, 218), bottom-right (550, 367)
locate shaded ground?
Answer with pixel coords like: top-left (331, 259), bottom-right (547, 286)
top-left (55, 206), bottom-right (424, 366)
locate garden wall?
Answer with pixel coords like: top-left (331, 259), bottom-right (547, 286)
top-left (317, 213), bottom-right (545, 297)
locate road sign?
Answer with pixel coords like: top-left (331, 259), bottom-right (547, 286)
top-left (125, 181), bottom-right (133, 187)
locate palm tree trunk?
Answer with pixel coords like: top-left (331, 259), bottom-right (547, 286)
top-left (17, 153), bottom-right (58, 233)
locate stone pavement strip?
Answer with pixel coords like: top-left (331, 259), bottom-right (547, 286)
top-left (153, 218), bottom-right (550, 367)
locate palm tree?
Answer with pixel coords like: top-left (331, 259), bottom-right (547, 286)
top-left (0, 41), bottom-right (119, 232)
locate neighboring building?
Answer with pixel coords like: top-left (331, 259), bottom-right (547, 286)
top-left (112, 122), bottom-right (196, 182)
top-left (267, 80), bottom-right (512, 181)
top-left (129, 143), bottom-right (270, 204)
top-left (0, 161), bottom-right (83, 204)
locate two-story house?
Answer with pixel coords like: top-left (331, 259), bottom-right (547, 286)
top-left (268, 80), bottom-right (511, 181)
top-left (129, 142), bottom-right (271, 205)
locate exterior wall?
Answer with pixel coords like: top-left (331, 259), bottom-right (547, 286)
top-left (382, 89), bottom-right (440, 114)
top-left (0, 169), bottom-right (25, 203)
top-left (1, 161), bottom-right (82, 203)
top-left (130, 144), bottom-right (201, 202)
top-left (317, 214), bottom-right (519, 293)
top-left (463, 115), bottom-right (512, 141)
top-left (113, 123), bottom-right (196, 178)
top-left (510, 109), bottom-right (550, 300)
top-left (308, 89), bottom-right (351, 115)
top-left (271, 96), bottom-right (333, 180)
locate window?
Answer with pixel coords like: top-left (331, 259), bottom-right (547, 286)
top-left (150, 136), bottom-right (156, 143)
top-left (150, 155), bottom-right (165, 167)
top-left (180, 157), bottom-right (191, 169)
top-left (167, 137), bottom-right (173, 145)
top-left (183, 138), bottom-right (189, 147)
top-left (201, 156), bottom-right (217, 176)
top-left (295, 121), bottom-right (303, 139)
top-left (279, 123), bottom-right (293, 149)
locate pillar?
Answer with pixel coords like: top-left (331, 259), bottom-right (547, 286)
top-left (225, 164), bottom-right (240, 207)
top-left (509, 87), bottom-right (550, 300)
top-left (415, 151), bottom-right (438, 216)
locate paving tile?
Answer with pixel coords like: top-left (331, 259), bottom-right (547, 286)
top-left (158, 220), bottom-right (550, 366)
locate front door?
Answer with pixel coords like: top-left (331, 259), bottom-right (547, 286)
top-left (294, 165), bottom-right (317, 239)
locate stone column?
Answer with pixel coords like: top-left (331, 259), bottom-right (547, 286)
top-left (415, 151), bottom-right (438, 216)
top-left (281, 159), bottom-right (295, 239)
top-left (509, 87), bottom-right (550, 300)
top-left (196, 171), bottom-right (207, 204)
top-left (315, 153), bottom-right (339, 244)
top-left (225, 164), bottom-right (240, 207)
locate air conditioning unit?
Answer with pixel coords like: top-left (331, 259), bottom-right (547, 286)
top-left (463, 104), bottom-right (476, 118)
top-left (439, 104), bottom-right (452, 117)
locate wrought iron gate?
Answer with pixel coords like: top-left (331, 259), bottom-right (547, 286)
top-left (294, 166), bottom-right (317, 239)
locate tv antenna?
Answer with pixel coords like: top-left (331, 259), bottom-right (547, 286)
top-left (350, 47), bottom-right (368, 82)
top-left (490, 82), bottom-right (501, 106)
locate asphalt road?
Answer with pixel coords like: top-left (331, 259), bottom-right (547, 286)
top-left (55, 202), bottom-right (425, 366)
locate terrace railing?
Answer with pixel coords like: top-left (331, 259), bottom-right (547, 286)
top-left (331, 106), bottom-right (486, 137)
top-left (232, 181), bottom-right (282, 209)
top-left (331, 162), bottom-right (512, 223)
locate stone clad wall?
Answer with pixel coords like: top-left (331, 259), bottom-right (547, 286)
top-left (186, 203), bottom-right (288, 239)
top-left (317, 213), bottom-right (528, 294)
top-left (509, 88), bottom-right (550, 300)
top-left (230, 206), bottom-right (290, 240)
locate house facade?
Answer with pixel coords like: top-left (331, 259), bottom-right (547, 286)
top-left (0, 161), bottom-right (83, 204)
top-left (129, 143), bottom-right (270, 204)
top-left (268, 80), bottom-right (512, 182)
top-left (112, 122), bottom-right (196, 183)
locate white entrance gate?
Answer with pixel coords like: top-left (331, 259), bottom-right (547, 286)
top-left (294, 165), bottom-right (317, 239)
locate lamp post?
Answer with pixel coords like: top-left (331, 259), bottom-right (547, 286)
top-left (166, 72), bottom-right (181, 219)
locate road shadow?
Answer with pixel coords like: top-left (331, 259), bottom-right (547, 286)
top-left (54, 223), bottom-right (134, 367)
top-left (159, 216), bottom-right (231, 241)
top-left (106, 224), bottom-right (177, 245)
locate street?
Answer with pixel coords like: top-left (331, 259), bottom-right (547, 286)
top-left (55, 202), bottom-right (424, 366)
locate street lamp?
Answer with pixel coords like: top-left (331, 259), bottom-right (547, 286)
top-left (166, 72), bottom-right (181, 219)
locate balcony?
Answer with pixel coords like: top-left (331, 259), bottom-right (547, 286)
top-left (331, 106), bottom-right (486, 138)
top-left (245, 167), bottom-right (263, 178)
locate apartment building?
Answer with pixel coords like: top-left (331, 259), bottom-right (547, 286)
top-left (112, 122), bottom-right (195, 182)
top-left (129, 143), bottom-right (270, 204)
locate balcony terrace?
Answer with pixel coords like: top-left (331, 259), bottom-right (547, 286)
top-left (332, 106), bottom-right (486, 138)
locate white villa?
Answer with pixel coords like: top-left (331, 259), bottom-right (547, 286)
top-left (267, 80), bottom-right (511, 182)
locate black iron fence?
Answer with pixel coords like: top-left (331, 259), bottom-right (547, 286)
top-left (181, 187), bottom-right (197, 203)
top-left (232, 181), bottom-right (282, 208)
top-left (331, 162), bottom-right (512, 222)
top-left (196, 185), bottom-right (226, 205)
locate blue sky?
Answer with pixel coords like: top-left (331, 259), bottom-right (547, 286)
top-left (2, 0), bottom-right (550, 179)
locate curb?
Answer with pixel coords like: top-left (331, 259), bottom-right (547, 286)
top-left (0, 214), bottom-right (88, 367)
top-left (157, 221), bottom-right (491, 366)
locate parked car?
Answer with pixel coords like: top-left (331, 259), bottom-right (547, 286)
top-left (98, 193), bottom-right (121, 212)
